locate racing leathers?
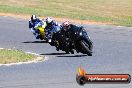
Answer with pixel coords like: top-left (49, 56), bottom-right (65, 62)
top-left (61, 24), bottom-right (85, 50)
top-left (45, 21), bottom-right (61, 42)
top-left (29, 18), bottom-right (42, 39)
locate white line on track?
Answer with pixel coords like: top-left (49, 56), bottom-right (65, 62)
top-left (0, 48), bottom-right (48, 66)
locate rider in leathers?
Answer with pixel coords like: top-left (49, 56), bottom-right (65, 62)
top-left (45, 17), bottom-right (61, 42)
top-left (61, 21), bottom-right (92, 53)
top-left (29, 15), bottom-right (42, 39)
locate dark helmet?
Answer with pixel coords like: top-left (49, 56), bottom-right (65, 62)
top-left (31, 15), bottom-right (37, 23)
top-left (62, 21), bottom-right (70, 30)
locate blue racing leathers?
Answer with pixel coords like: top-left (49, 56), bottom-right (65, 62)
top-left (29, 18), bottom-right (42, 39)
top-left (45, 21), bottom-right (61, 41)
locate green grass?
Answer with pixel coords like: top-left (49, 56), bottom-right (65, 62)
top-left (0, 49), bottom-right (37, 64)
top-left (0, 0), bottom-right (132, 26)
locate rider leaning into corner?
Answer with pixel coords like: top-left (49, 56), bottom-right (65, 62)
top-left (61, 21), bottom-right (84, 40)
top-left (61, 21), bottom-right (82, 49)
top-left (29, 15), bottom-right (42, 39)
top-left (61, 21), bottom-right (93, 55)
top-left (61, 21), bottom-right (91, 40)
top-left (62, 21), bottom-right (83, 34)
top-left (45, 17), bottom-right (61, 42)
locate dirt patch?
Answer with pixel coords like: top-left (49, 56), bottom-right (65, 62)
top-left (0, 12), bottom-right (111, 25)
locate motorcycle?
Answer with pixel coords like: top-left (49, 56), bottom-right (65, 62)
top-left (52, 30), bottom-right (74, 54)
top-left (68, 26), bottom-right (93, 56)
top-left (48, 26), bottom-right (74, 54)
top-left (34, 21), bottom-right (47, 40)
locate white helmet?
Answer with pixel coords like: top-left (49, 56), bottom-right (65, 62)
top-left (46, 17), bottom-right (53, 24)
top-left (31, 14), bottom-right (37, 22)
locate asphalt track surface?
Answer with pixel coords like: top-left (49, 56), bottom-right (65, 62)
top-left (0, 16), bottom-right (132, 88)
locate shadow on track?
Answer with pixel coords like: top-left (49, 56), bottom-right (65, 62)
top-left (40, 53), bottom-right (67, 55)
top-left (22, 41), bottom-right (48, 43)
top-left (57, 54), bottom-right (87, 57)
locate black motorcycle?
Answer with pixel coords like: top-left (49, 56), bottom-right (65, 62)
top-left (68, 26), bottom-right (93, 56)
top-left (48, 26), bottom-right (74, 54)
top-left (52, 32), bottom-right (74, 54)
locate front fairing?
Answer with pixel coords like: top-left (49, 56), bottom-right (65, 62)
top-left (70, 27), bottom-right (90, 43)
top-left (34, 22), bottom-right (45, 39)
top-left (70, 28), bottom-right (83, 41)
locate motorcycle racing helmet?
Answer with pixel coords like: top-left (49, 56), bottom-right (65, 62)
top-left (31, 15), bottom-right (37, 23)
top-left (62, 21), bottom-right (70, 30)
top-left (46, 17), bottom-right (53, 25)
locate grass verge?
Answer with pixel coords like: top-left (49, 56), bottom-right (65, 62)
top-left (0, 49), bottom-right (40, 64)
top-left (0, 0), bottom-right (132, 26)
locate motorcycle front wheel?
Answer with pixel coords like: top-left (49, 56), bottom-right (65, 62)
top-left (80, 40), bottom-right (92, 56)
